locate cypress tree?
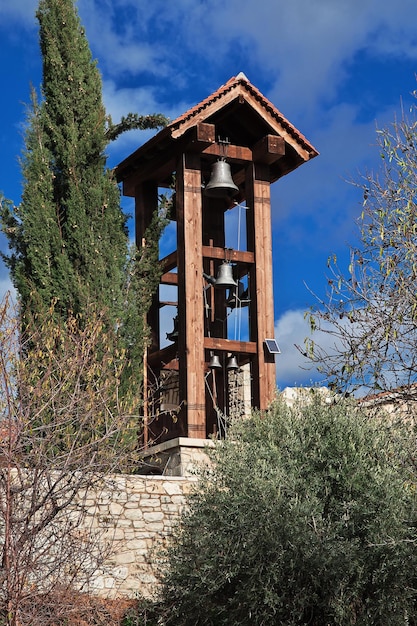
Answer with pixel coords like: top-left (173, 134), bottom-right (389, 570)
top-left (1, 0), bottom-right (166, 318)
top-left (0, 0), bottom-right (167, 409)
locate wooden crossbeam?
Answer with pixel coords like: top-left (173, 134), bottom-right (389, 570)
top-left (204, 337), bottom-right (257, 354)
top-left (187, 123), bottom-right (216, 149)
top-left (202, 143), bottom-right (252, 163)
top-left (148, 344), bottom-right (178, 369)
top-left (252, 135), bottom-right (285, 164)
top-left (202, 246), bottom-right (254, 264)
top-left (161, 272), bottom-right (178, 285)
top-left (160, 250), bottom-right (178, 272)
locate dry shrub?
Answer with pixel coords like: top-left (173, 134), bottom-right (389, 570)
top-left (0, 294), bottom-right (143, 626)
top-left (10, 588), bottom-right (137, 626)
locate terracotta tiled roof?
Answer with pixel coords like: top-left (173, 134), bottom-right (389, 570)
top-left (168, 75), bottom-right (243, 128)
top-left (115, 73), bottom-right (318, 190)
top-left (360, 383), bottom-right (417, 405)
top-left (167, 72), bottom-right (317, 156)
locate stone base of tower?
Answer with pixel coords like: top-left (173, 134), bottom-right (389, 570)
top-left (137, 437), bottom-right (214, 477)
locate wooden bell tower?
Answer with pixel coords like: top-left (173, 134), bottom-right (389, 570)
top-left (116, 73), bottom-right (318, 447)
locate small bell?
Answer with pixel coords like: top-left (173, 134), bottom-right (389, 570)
top-left (204, 159), bottom-right (239, 198)
top-left (226, 355), bottom-right (239, 370)
top-left (209, 353), bottom-right (222, 369)
top-left (166, 315), bottom-right (179, 343)
top-left (215, 262), bottom-right (237, 289)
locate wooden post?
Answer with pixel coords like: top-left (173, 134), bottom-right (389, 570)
top-left (176, 153), bottom-right (206, 438)
top-left (246, 162), bottom-right (276, 409)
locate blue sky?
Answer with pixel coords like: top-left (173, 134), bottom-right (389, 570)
top-left (1, 0), bottom-right (417, 389)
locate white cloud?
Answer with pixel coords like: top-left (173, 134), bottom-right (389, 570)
top-left (199, 0), bottom-right (417, 117)
top-left (274, 306), bottom-right (356, 388)
top-left (79, 1), bottom-right (171, 79)
top-left (102, 79), bottom-right (189, 130)
top-left (103, 79), bottom-right (193, 168)
top-left (4, 0), bottom-right (417, 116)
top-left (274, 308), bottom-right (321, 387)
top-left (2, 0), bottom-right (416, 396)
top-left (77, 1), bottom-right (417, 112)
top-left (278, 103), bottom-right (369, 193)
top-left (68, 0), bottom-right (417, 183)
top-left (270, 94), bottom-right (410, 256)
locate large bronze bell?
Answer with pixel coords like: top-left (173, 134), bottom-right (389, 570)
top-left (215, 262), bottom-right (237, 289)
top-left (204, 159), bottom-right (239, 198)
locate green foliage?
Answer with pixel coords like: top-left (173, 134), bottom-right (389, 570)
top-left (0, 0), bottom-right (167, 411)
top-left (158, 397), bottom-right (417, 625)
top-left (120, 208), bottom-right (169, 409)
top-left (0, 0), bottom-right (167, 325)
top-left (306, 101), bottom-right (417, 396)
top-left (3, 0), bottom-right (128, 319)
top-left (121, 598), bottom-right (162, 626)
top-left (106, 112), bottom-right (169, 142)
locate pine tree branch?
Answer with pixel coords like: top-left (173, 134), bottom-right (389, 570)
top-left (106, 113), bottom-right (169, 142)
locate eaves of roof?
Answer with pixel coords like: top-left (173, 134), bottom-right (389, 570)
top-left (115, 73), bottom-right (318, 182)
top-left (167, 72), bottom-right (317, 157)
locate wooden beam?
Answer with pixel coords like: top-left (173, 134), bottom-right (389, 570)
top-left (123, 156), bottom-right (176, 197)
top-left (160, 250), bottom-right (178, 272)
top-left (135, 182), bottom-right (159, 353)
top-left (187, 123), bottom-right (216, 149)
top-left (176, 153), bottom-right (206, 438)
top-left (159, 301), bottom-right (178, 308)
top-left (246, 163), bottom-right (276, 409)
top-left (123, 133), bottom-right (286, 196)
top-left (155, 358), bottom-right (179, 371)
top-left (202, 246), bottom-right (254, 265)
top-left (252, 135), bottom-right (285, 164)
top-left (202, 143), bottom-right (252, 163)
top-left (135, 181), bottom-right (158, 246)
top-left (161, 272), bottom-right (178, 286)
top-left (204, 337), bottom-right (257, 354)
top-left (201, 136), bottom-right (286, 166)
top-left (148, 343), bottom-right (178, 368)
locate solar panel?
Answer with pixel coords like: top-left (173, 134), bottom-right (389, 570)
top-left (264, 338), bottom-right (281, 354)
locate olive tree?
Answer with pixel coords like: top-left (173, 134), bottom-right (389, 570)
top-left (157, 395), bottom-right (417, 625)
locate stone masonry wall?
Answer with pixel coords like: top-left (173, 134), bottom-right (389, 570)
top-left (83, 474), bottom-right (196, 599)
